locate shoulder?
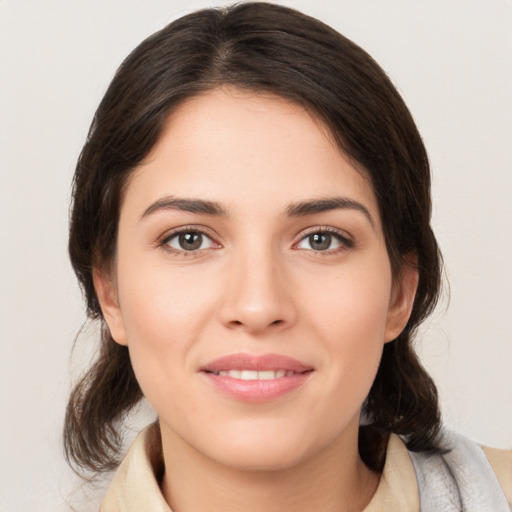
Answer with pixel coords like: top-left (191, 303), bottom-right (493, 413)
top-left (482, 444), bottom-right (512, 505)
top-left (100, 422), bottom-right (170, 512)
top-left (406, 429), bottom-right (512, 510)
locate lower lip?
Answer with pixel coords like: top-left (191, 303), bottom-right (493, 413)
top-left (202, 372), bottom-right (312, 403)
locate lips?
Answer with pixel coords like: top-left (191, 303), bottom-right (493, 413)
top-left (200, 353), bottom-right (313, 402)
top-left (213, 369), bottom-right (296, 380)
top-left (201, 353), bottom-right (313, 374)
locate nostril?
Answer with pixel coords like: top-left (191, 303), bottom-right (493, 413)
top-left (227, 318), bottom-right (285, 330)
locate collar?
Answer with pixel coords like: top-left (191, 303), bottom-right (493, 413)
top-left (100, 422), bottom-right (419, 511)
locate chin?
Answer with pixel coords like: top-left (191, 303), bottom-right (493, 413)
top-left (213, 441), bottom-right (311, 472)
top-left (197, 420), bottom-right (336, 472)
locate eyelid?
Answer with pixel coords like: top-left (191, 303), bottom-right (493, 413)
top-left (156, 224), bottom-right (353, 256)
top-left (293, 226), bottom-right (354, 252)
top-left (158, 225), bottom-right (222, 254)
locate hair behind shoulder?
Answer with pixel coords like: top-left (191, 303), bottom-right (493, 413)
top-left (65, 2), bottom-right (445, 475)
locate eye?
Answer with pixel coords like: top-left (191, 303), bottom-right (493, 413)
top-left (296, 230), bottom-right (352, 252)
top-left (163, 229), bottom-right (216, 252)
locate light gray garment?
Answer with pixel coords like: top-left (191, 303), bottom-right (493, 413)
top-left (408, 429), bottom-right (510, 511)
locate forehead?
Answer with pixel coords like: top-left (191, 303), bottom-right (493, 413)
top-left (123, 87), bottom-right (379, 223)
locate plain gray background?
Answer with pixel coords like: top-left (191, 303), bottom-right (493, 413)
top-left (1, 1), bottom-right (511, 510)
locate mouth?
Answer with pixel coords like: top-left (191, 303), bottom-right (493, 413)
top-left (206, 369), bottom-right (304, 380)
top-left (200, 353), bottom-right (314, 402)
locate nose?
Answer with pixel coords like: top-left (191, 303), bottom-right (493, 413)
top-left (218, 246), bottom-right (297, 335)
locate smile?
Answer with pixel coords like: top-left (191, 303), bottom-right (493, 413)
top-left (210, 369), bottom-right (299, 380)
top-left (201, 353), bottom-right (314, 402)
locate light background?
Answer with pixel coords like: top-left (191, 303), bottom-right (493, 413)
top-left (0, 0), bottom-right (511, 510)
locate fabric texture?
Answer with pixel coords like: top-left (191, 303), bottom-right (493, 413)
top-left (100, 423), bottom-right (511, 511)
top-left (408, 429), bottom-right (511, 512)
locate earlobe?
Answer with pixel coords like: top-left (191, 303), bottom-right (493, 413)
top-left (384, 259), bottom-right (419, 343)
top-left (92, 269), bottom-right (128, 346)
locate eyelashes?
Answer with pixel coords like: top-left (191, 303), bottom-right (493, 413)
top-left (164, 230), bottom-right (217, 252)
top-left (158, 225), bottom-right (354, 257)
top-left (158, 226), bottom-right (219, 257)
top-left (294, 227), bottom-right (354, 252)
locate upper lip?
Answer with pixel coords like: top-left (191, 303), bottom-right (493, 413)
top-left (201, 353), bottom-right (313, 373)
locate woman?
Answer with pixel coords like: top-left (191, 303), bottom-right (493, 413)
top-left (64, 3), bottom-right (511, 510)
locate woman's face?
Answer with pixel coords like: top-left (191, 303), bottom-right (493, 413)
top-left (96, 88), bottom-right (416, 471)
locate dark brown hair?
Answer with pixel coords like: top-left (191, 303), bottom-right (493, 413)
top-left (65, 2), bottom-right (444, 474)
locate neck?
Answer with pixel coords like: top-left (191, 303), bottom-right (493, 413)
top-left (160, 421), bottom-right (380, 512)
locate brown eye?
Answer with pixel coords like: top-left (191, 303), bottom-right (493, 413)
top-left (165, 231), bottom-right (213, 251)
top-left (296, 230), bottom-right (352, 252)
top-left (308, 233), bottom-right (331, 251)
top-left (179, 232), bottom-right (203, 250)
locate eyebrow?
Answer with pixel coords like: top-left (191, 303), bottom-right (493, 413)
top-left (141, 195), bottom-right (374, 228)
top-left (141, 196), bottom-right (229, 219)
top-left (286, 197), bottom-right (375, 228)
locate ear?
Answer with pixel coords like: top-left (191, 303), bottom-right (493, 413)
top-left (384, 256), bottom-right (419, 343)
top-left (92, 268), bottom-right (128, 346)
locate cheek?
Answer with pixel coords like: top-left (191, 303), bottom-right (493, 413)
top-left (117, 253), bottom-right (217, 337)
top-left (305, 260), bottom-right (392, 391)
top-left (307, 259), bottom-right (392, 338)
top-left (115, 257), bottom-right (219, 395)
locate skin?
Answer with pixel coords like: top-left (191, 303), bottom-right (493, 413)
top-left (94, 88), bottom-right (418, 512)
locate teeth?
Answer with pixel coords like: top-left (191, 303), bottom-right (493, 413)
top-left (215, 370), bottom-right (295, 380)
top-left (257, 371), bottom-right (276, 380)
top-left (241, 370), bottom-right (259, 380)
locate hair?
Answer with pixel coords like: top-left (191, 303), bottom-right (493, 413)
top-left (65, 2), bottom-right (444, 475)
